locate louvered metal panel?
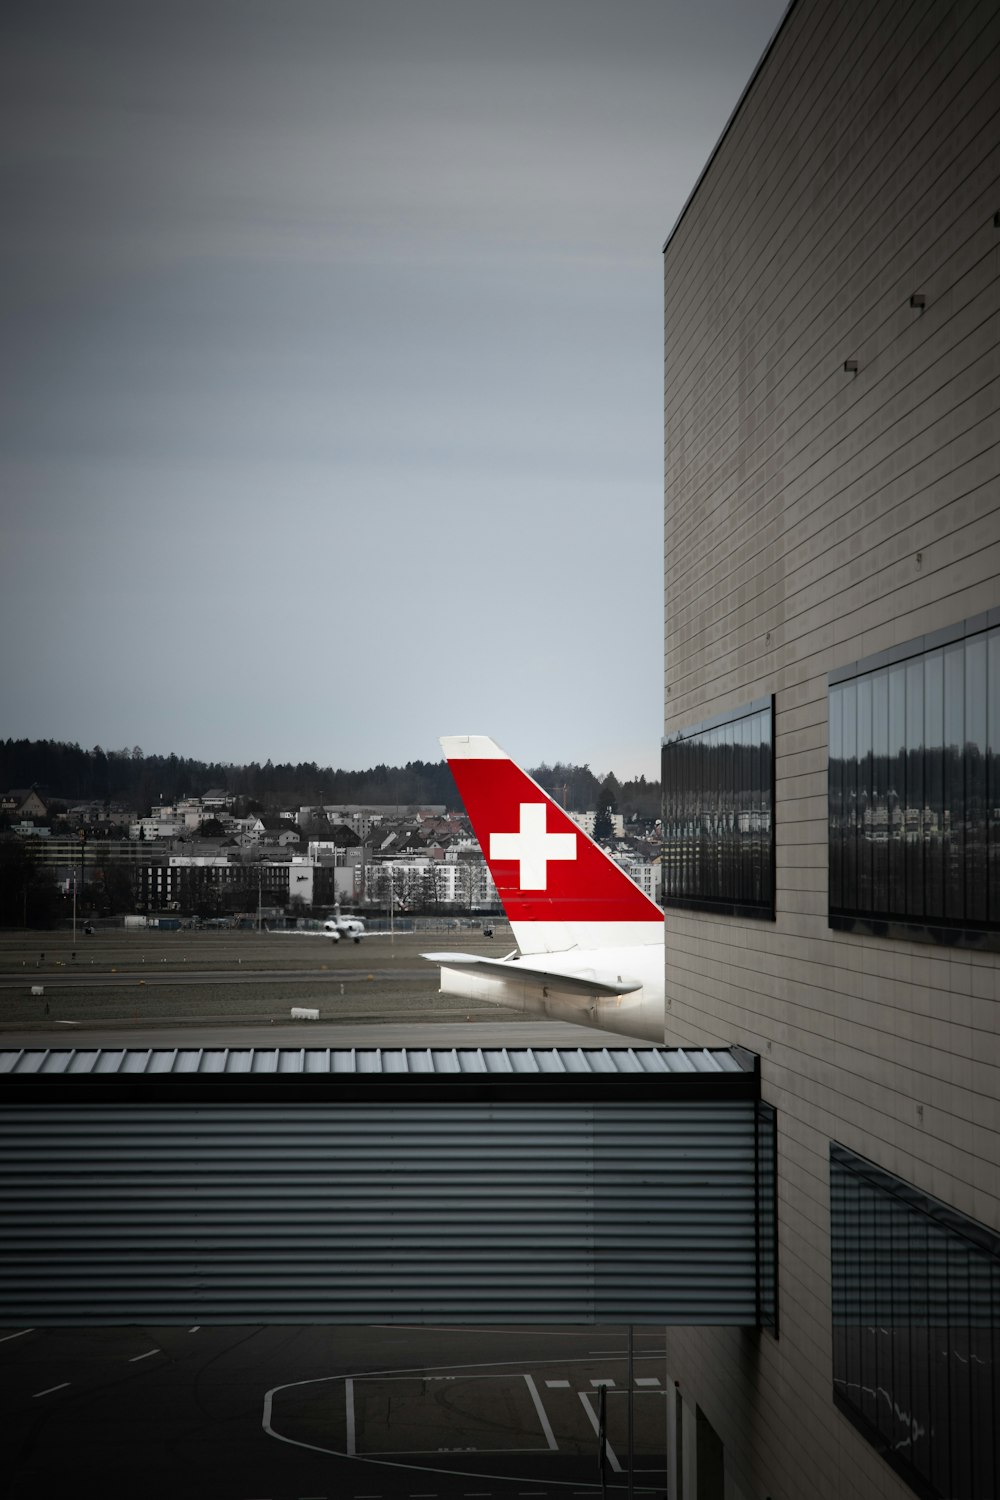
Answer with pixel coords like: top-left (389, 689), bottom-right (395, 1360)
top-left (0, 1047), bottom-right (773, 1327)
top-left (0, 1044), bottom-right (748, 1078)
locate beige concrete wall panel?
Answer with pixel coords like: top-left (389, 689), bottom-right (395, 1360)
top-left (664, 5), bottom-right (998, 429)
top-left (671, 340), bottom-right (1000, 623)
top-left (668, 141), bottom-right (995, 621)
top-left (659, 7), bottom-right (995, 444)
top-left (665, 519), bottom-right (1000, 719)
top-left (662, 0), bottom-right (860, 336)
top-left (664, 212), bottom-right (1000, 601)
top-left (665, 321), bottom-right (1000, 649)
top-left (666, 101), bottom-right (999, 485)
top-left (664, 0), bottom-right (935, 400)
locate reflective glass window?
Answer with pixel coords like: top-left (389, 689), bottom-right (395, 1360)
top-left (831, 1143), bottom-right (1000, 1500)
top-left (662, 697), bottom-right (774, 917)
top-left (828, 624), bottom-right (1000, 947)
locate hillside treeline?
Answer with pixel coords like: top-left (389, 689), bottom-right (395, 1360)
top-left (0, 739), bottom-right (660, 820)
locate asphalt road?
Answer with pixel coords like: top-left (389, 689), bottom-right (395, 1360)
top-left (1, 1324), bottom-right (671, 1499)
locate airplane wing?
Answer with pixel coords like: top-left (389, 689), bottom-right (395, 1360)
top-left (422, 952), bottom-right (644, 996)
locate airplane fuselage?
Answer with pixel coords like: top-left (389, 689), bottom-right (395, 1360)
top-left (436, 939), bottom-right (665, 1043)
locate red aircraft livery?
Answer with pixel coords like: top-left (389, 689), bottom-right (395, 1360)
top-left (446, 745), bottom-right (661, 925)
top-left (426, 735), bottom-right (665, 1043)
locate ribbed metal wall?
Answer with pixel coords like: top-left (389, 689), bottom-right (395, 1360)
top-left (1, 1098), bottom-right (760, 1325)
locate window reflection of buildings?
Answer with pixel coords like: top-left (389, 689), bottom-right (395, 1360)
top-left (662, 699), bottom-right (774, 916)
top-left (828, 624), bottom-right (999, 938)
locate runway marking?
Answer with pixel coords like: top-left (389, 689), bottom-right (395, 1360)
top-left (129, 1348), bottom-right (160, 1362)
top-left (590, 1377), bottom-right (615, 1387)
top-left (523, 1374), bottom-right (558, 1451)
top-left (0, 1328), bottom-right (33, 1343)
top-left (636, 1376), bottom-right (661, 1386)
top-left (264, 1352), bottom-right (664, 1490)
top-left (189, 1326), bottom-right (201, 1333)
top-left (545, 1379), bottom-right (570, 1388)
top-left (578, 1391), bottom-right (622, 1473)
top-left (33, 1382), bottom-right (70, 1397)
top-left (345, 1375), bottom-right (356, 1457)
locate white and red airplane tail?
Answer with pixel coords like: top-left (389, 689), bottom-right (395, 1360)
top-left (442, 734), bottom-right (662, 954)
top-left (424, 735), bottom-right (664, 1042)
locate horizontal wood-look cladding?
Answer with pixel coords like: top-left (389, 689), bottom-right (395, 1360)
top-left (662, 0), bottom-right (1000, 1497)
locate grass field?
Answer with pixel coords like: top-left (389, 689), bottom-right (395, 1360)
top-left (0, 926), bottom-right (517, 1031)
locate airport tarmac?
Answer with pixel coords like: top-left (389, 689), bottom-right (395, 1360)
top-left (0, 927), bottom-right (637, 1049)
top-left (1, 929), bottom-right (656, 1496)
top-left (1, 1321), bottom-right (670, 1498)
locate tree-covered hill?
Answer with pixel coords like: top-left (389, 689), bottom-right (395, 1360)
top-left (0, 739), bottom-right (660, 820)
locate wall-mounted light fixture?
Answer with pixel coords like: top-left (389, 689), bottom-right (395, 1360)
top-left (843, 359), bottom-right (858, 375)
top-left (910, 293), bottom-right (926, 310)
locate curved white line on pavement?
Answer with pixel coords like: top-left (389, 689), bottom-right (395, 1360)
top-left (262, 1351), bottom-right (666, 1492)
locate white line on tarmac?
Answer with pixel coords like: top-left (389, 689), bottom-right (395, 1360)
top-left (129, 1349), bottom-right (160, 1362)
top-left (0, 1328), bottom-right (34, 1343)
top-left (523, 1374), bottom-right (557, 1451)
top-left (345, 1376), bottom-right (356, 1457)
top-left (33, 1383), bottom-right (70, 1397)
top-left (578, 1391), bottom-right (622, 1473)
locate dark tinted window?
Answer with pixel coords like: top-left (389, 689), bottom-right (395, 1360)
top-left (829, 623), bottom-right (1000, 949)
top-left (830, 1144), bottom-right (1000, 1500)
top-left (662, 698), bottom-right (774, 918)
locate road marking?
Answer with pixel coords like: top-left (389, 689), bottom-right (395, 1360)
top-left (189, 1326), bottom-right (200, 1333)
top-left (636, 1376), bottom-right (661, 1386)
top-left (345, 1376), bottom-right (356, 1457)
top-left (523, 1374), bottom-right (557, 1451)
top-left (129, 1348), bottom-right (160, 1362)
top-left (578, 1392), bottom-right (622, 1473)
top-left (545, 1378), bottom-right (570, 1388)
top-left (264, 1350), bottom-right (655, 1481)
top-left (0, 1328), bottom-right (34, 1343)
top-left (33, 1382), bottom-right (70, 1397)
top-left (590, 1377), bottom-right (615, 1387)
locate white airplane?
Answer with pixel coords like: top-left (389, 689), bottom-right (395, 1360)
top-left (323, 904), bottom-right (367, 942)
top-left (424, 734), bottom-right (665, 1042)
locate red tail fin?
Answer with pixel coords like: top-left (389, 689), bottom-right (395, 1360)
top-left (442, 735), bottom-right (662, 930)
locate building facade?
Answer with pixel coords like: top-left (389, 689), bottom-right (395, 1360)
top-left (661, 3), bottom-right (999, 1499)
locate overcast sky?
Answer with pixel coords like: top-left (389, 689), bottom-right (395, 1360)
top-left (1, 0), bottom-right (786, 782)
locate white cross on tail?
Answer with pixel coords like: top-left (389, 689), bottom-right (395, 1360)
top-left (490, 802), bottom-right (576, 890)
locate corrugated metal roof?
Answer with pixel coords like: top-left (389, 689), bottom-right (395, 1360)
top-left (0, 1044), bottom-right (749, 1078)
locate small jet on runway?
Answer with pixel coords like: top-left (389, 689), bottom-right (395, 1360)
top-left (274, 904), bottom-right (368, 942)
top-left (424, 734), bottom-right (665, 1042)
top-left (323, 904), bottom-right (367, 942)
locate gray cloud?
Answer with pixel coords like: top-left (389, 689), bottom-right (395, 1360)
top-left (1, 0), bottom-right (787, 779)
